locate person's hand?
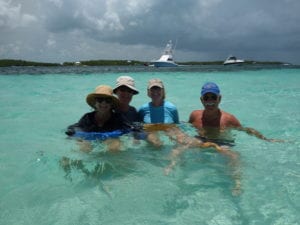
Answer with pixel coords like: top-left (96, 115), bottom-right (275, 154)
top-left (266, 138), bottom-right (285, 143)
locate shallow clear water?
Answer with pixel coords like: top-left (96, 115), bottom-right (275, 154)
top-left (0, 66), bottom-right (300, 225)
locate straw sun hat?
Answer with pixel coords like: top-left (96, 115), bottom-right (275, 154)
top-left (86, 85), bottom-right (120, 109)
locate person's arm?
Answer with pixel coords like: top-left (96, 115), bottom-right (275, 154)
top-left (137, 104), bottom-right (148, 123)
top-left (188, 111), bottom-right (196, 123)
top-left (227, 113), bottom-right (283, 142)
top-left (65, 123), bottom-right (79, 136)
top-left (173, 108), bottom-right (180, 124)
top-left (65, 113), bottom-right (91, 135)
top-left (132, 107), bottom-right (142, 122)
top-left (236, 126), bottom-right (284, 142)
top-left (188, 110), bottom-right (203, 124)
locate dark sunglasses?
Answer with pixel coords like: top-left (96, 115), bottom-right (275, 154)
top-left (203, 94), bottom-right (218, 101)
top-left (118, 86), bottom-right (135, 94)
top-left (96, 97), bottom-right (113, 104)
top-left (150, 86), bottom-right (162, 91)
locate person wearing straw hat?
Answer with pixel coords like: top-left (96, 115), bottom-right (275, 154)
top-left (66, 85), bottom-right (125, 133)
top-left (65, 85), bottom-right (128, 151)
top-left (113, 76), bottom-right (140, 123)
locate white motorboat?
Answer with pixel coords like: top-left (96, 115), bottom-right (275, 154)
top-left (223, 55), bottom-right (245, 65)
top-left (153, 40), bottom-right (178, 67)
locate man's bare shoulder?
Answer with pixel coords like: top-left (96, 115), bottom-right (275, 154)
top-left (190, 110), bottom-right (204, 116)
top-left (221, 111), bottom-right (241, 127)
top-left (189, 110), bottom-right (204, 122)
top-left (221, 110), bottom-right (234, 117)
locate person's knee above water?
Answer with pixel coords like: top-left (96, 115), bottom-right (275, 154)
top-left (113, 76), bottom-right (140, 123)
top-left (138, 78), bottom-right (179, 124)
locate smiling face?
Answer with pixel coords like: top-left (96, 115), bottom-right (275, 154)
top-left (148, 86), bottom-right (165, 105)
top-left (115, 86), bottom-right (134, 105)
top-left (94, 97), bottom-right (113, 113)
top-left (201, 93), bottom-right (221, 111)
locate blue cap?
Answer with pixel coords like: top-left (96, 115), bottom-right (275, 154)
top-left (201, 82), bottom-right (220, 96)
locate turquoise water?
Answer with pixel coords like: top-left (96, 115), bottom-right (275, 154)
top-left (0, 66), bottom-right (300, 225)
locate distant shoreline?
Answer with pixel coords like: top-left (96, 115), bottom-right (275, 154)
top-left (0, 59), bottom-right (289, 67)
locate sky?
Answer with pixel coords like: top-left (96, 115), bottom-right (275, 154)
top-left (1, 0), bottom-right (300, 64)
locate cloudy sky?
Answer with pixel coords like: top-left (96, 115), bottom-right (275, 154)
top-left (1, 0), bottom-right (300, 64)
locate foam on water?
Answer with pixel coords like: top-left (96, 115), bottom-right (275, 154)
top-left (0, 66), bottom-right (300, 225)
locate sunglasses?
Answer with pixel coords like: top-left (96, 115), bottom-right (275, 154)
top-left (203, 94), bottom-right (218, 101)
top-left (96, 97), bottom-right (113, 104)
top-left (118, 86), bottom-right (135, 94)
top-left (150, 86), bottom-right (162, 91)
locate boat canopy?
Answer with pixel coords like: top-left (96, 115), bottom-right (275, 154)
top-left (228, 56), bottom-right (237, 60)
top-left (159, 55), bottom-right (172, 61)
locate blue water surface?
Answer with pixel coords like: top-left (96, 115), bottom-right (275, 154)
top-left (0, 65), bottom-right (299, 225)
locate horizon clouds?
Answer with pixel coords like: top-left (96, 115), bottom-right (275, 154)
top-left (1, 0), bottom-right (300, 64)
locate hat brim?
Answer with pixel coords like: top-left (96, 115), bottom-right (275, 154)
top-left (113, 84), bottom-right (139, 95)
top-left (86, 93), bottom-right (120, 109)
top-left (201, 90), bottom-right (220, 96)
top-left (148, 84), bottom-right (164, 89)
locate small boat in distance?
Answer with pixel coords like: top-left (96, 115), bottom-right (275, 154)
top-left (153, 40), bottom-right (178, 67)
top-left (223, 55), bottom-right (245, 65)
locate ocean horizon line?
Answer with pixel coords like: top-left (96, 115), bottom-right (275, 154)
top-left (0, 58), bottom-right (293, 68)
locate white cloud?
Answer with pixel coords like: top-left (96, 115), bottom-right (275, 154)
top-left (48, 0), bottom-right (63, 8)
top-left (199, 0), bottom-right (222, 8)
top-left (0, 42), bottom-right (20, 55)
top-left (0, 0), bottom-right (300, 64)
top-left (46, 37), bottom-right (56, 48)
top-left (124, 0), bottom-right (153, 15)
top-left (0, 0), bottom-right (37, 29)
top-left (83, 10), bottom-right (124, 32)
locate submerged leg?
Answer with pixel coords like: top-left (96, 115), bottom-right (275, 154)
top-left (77, 139), bottom-right (93, 152)
top-left (147, 132), bottom-right (163, 148)
top-left (104, 138), bottom-right (122, 152)
top-left (59, 157), bottom-right (91, 179)
top-left (165, 129), bottom-right (242, 195)
top-left (164, 144), bottom-right (189, 175)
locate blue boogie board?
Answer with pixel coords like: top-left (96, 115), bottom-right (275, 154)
top-left (73, 130), bottom-right (128, 141)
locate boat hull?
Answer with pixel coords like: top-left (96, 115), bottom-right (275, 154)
top-left (223, 56), bottom-right (244, 66)
top-left (223, 61), bottom-right (244, 66)
top-left (153, 61), bottom-right (178, 67)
